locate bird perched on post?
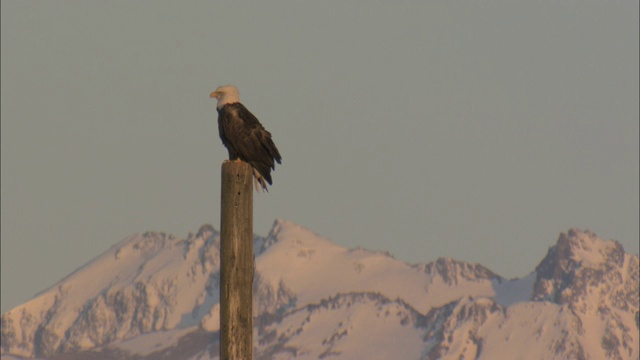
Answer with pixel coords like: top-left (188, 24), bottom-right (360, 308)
top-left (210, 85), bottom-right (282, 192)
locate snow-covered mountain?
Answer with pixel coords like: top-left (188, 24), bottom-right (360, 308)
top-left (1, 221), bottom-right (638, 360)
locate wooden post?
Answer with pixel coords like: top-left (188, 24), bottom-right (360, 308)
top-left (220, 160), bottom-right (253, 360)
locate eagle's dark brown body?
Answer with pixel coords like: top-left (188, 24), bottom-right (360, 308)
top-left (217, 102), bottom-right (281, 191)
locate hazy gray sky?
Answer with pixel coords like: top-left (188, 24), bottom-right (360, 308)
top-left (2, 1), bottom-right (638, 313)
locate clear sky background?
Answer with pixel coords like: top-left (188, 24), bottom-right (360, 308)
top-left (1, 1), bottom-right (638, 314)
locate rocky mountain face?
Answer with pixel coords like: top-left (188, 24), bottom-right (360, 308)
top-left (1, 221), bottom-right (638, 360)
top-left (420, 228), bottom-right (639, 360)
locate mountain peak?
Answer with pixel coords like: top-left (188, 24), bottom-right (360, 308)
top-left (419, 257), bottom-right (500, 286)
top-left (533, 229), bottom-right (625, 286)
top-left (258, 219), bottom-right (336, 252)
top-left (559, 228), bottom-right (625, 267)
top-left (532, 229), bottom-right (636, 308)
top-left (269, 219), bottom-right (319, 238)
top-left (194, 224), bottom-right (216, 240)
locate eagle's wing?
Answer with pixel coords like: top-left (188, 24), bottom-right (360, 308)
top-left (221, 103), bottom-right (281, 184)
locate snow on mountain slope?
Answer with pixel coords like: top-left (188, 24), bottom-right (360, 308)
top-left (255, 292), bottom-right (428, 360)
top-left (422, 297), bottom-right (586, 360)
top-left (1, 225), bottom-right (221, 358)
top-left (530, 229), bottom-right (639, 359)
top-left (254, 220), bottom-right (498, 315)
top-left (420, 228), bottom-right (639, 360)
top-left (492, 272), bottom-right (536, 307)
top-left (1, 222), bottom-right (638, 360)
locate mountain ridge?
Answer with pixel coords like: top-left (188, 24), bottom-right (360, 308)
top-left (2, 221), bottom-right (638, 359)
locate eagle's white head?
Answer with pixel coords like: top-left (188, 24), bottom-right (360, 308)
top-left (210, 85), bottom-right (240, 109)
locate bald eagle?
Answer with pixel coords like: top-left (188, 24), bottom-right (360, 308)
top-left (210, 85), bottom-right (282, 192)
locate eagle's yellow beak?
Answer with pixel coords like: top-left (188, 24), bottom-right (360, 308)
top-left (210, 91), bottom-right (219, 99)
